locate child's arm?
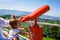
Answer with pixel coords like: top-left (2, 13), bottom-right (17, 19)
top-left (18, 28), bottom-right (25, 30)
top-left (17, 28), bottom-right (28, 36)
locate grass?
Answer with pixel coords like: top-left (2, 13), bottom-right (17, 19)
top-left (24, 34), bottom-right (55, 40)
top-left (43, 37), bottom-right (55, 40)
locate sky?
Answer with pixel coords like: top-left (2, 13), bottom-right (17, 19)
top-left (0, 0), bottom-right (60, 17)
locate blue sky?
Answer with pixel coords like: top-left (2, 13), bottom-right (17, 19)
top-left (0, 0), bottom-right (60, 17)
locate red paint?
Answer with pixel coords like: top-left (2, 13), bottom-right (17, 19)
top-left (28, 19), bottom-right (43, 40)
top-left (20, 5), bottom-right (50, 22)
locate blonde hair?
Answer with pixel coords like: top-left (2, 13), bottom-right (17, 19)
top-left (10, 15), bottom-right (16, 19)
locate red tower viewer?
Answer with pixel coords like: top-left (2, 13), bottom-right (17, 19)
top-left (19, 5), bottom-right (50, 22)
top-left (28, 19), bottom-right (43, 40)
top-left (18, 5), bottom-right (50, 40)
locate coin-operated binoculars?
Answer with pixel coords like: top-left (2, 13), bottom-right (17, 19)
top-left (19, 5), bottom-right (50, 40)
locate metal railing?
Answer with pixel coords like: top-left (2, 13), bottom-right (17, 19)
top-left (27, 21), bottom-right (60, 27)
top-left (2, 21), bottom-right (60, 40)
top-left (2, 28), bottom-right (28, 40)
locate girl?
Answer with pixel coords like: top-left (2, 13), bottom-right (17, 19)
top-left (8, 19), bottom-right (20, 40)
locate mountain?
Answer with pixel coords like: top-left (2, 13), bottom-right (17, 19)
top-left (40, 15), bottom-right (60, 20)
top-left (0, 9), bottom-right (31, 16)
top-left (0, 9), bottom-right (60, 20)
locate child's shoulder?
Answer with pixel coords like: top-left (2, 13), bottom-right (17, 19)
top-left (10, 29), bottom-right (20, 35)
top-left (13, 29), bottom-right (20, 32)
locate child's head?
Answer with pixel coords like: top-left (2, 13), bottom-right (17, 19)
top-left (9, 19), bottom-right (19, 29)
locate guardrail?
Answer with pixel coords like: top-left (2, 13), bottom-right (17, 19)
top-left (2, 28), bottom-right (28, 40)
top-left (27, 21), bottom-right (60, 27)
top-left (19, 35), bottom-right (28, 40)
top-left (2, 21), bottom-right (60, 40)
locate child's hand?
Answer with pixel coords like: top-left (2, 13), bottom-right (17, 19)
top-left (18, 28), bottom-right (25, 30)
top-left (18, 16), bottom-right (30, 22)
